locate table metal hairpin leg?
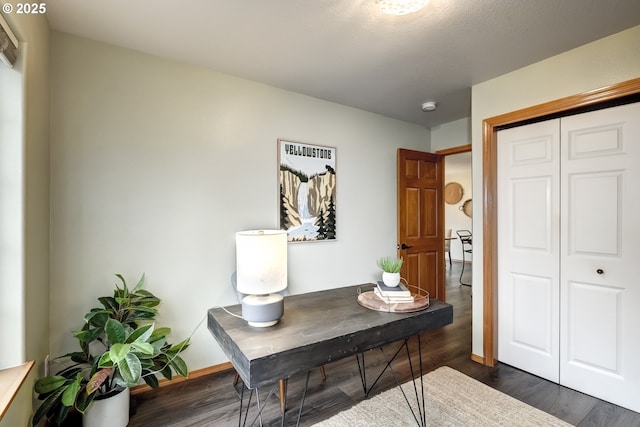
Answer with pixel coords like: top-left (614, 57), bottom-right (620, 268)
top-left (278, 370), bottom-right (311, 427)
top-left (356, 340), bottom-right (407, 397)
top-left (237, 370), bottom-right (312, 427)
top-left (355, 335), bottom-right (427, 427)
top-left (238, 382), bottom-right (282, 427)
top-left (238, 386), bottom-right (259, 427)
top-left (294, 371), bottom-right (312, 427)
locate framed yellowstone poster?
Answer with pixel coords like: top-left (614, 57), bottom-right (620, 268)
top-left (278, 139), bottom-right (336, 242)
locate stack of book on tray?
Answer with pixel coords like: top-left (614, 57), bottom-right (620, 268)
top-left (374, 281), bottom-right (414, 303)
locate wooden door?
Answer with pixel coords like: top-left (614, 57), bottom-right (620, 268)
top-left (397, 149), bottom-right (445, 301)
top-left (559, 102), bottom-right (640, 412)
top-left (497, 119), bottom-right (561, 382)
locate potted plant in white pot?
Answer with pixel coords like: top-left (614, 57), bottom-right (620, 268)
top-left (32, 273), bottom-right (190, 427)
top-left (377, 256), bottom-right (404, 287)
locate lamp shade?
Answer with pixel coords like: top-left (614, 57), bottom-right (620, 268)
top-left (236, 230), bottom-right (288, 295)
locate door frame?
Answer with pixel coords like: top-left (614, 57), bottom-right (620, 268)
top-left (436, 144), bottom-right (472, 268)
top-left (436, 144), bottom-right (472, 156)
top-left (481, 77), bottom-right (640, 366)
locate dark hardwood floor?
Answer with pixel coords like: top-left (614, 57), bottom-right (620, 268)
top-left (127, 262), bottom-right (640, 427)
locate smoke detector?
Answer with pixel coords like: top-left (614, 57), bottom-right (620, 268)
top-left (421, 101), bottom-right (437, 112)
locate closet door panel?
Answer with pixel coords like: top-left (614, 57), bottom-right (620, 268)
top-left (510, 274), bottom-right (554, 353)
top-left (497, 119), bottom-right (560, 382)
top-left (560, 102), bottom-right (640, 413)
top-left (566, 281), bottom-right (621, 372)
top-left (569, 172), bottom-right (620, 256)
top-left (512, 178), bottom-right (552, 251)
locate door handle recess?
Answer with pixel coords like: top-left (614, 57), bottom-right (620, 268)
top-left (596, 269), bottom-right (604, 275)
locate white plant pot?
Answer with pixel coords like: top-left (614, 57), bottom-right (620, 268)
top-left (382, 272), bottom-right (401, 287)
top-left (83, 387), bottom-right (130, 427)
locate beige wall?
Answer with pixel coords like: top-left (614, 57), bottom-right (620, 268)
top-left (0, 3), bottom-right (50, 427)
top-left (470, 24), bottom-right (640, 358)
top-left (431, 118), bottom-right (472, 261)
top-left (49, 31), bottom-right (430, 372)
top-left (430, 117), bottom-right (470, 152)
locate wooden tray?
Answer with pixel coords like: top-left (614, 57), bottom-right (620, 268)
top-left (357, 290), bottom-right (429, 313)
top-left (444, 182), bottom-right (464, 204)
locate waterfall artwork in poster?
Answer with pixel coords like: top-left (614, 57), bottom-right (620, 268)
top-left (278, 139), bottom-right (337, 242)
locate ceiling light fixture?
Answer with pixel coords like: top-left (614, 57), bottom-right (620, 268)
top-left (421, 101), bottom-right (437, 112)
top-left (376, 0), bottom-right (429, 16)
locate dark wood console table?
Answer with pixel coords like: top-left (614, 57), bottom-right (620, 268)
top-left (207, 283), bottom-right (453, 424)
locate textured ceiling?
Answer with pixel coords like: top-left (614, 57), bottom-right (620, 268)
top-left (45, 0), bottom-right (640, 128)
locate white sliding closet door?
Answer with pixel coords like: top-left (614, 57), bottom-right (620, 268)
top-left (497, 119), bottom-right (561, 382)
top-left (559, 103), bottom-right (640, 412)
top-left (497, 102), bottom-right (640, 412)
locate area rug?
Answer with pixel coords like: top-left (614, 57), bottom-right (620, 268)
top-left (312, 366), bottom-right (572, 426)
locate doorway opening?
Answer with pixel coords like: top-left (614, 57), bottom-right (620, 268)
top-left (437, 145), bottom-right (472, 286)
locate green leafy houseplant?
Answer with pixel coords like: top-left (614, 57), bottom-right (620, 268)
top-left (377, 256), bottom-right (403, 273)
top-left (33, 274), bottom-right (190, 426)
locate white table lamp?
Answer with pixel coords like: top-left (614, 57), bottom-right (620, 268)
top-left (236, 230), bottom-right (288, 327)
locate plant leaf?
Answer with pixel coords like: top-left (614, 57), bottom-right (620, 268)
top-left (131, 342), bottom-right (154, 355)
top-left (73, 326), bottom-right (103, 345)
top-left (150, 327), bottom-right (171, 342)
top-left (126, 323), bottom-right (154, 344)
top-left (65, 351), bottom-right (91, 364)
top-left (51, 404), bottom-right (70, 427)
top-left (86, 368), bottom-right (112, 395)
top-left (169, 355), bottom-right (189, 377)
top-left (115, 296), bottom-right (131, 307)
top-left (133, 272), bottom-right (146, 293)
top-left (131, 305), bottom-right (159, 314)
top-left (32, 385), bottom-right (67, 426)
top-left (135, 289), bottom-right (160, 304)
top-left (98, 351), bottom-right (114, 368)
top-left (168, 338), bottom-right (190, 354)
top-left (142, 372), bottom-right (159, 389)
top-left (61, 373), bottom-right (83, 406)
top-left (105, 318), bottom-right (126, 344)
top-left (55, 365), bottom-right (83, 380)
top-left (113, 373), bottom-right (129, 389)
top-left (150, 337), bottom-right (166, 353)
top-left (75, 389), bottom-right (96, 414)
top-left (134, 293), bottom-right (160, 305)
top-left (83, 309), bottom-right (110, 328)
top-left (139, 357), bottom-right (154, 368)
top-left (115, 273), bottom-right (128, 295)
top-left (34, 375), bottom-right (68, 394)
top-left (109, 343), bottom-right (131, 364)
top-left (117, 353), bottom-right (142, 386)
top-left (98, 296), bottom-right (119, 312)
top-left (160, 363), bottom-right (172, 380)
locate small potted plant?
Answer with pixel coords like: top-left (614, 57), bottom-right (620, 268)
top-left (32, 273), bottom-right (190, 427)
top-left (377, 256), bottom-right (404, 287)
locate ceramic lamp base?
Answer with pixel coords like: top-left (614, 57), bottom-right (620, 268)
top-left (242, 294), bottom-right (284, 327)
